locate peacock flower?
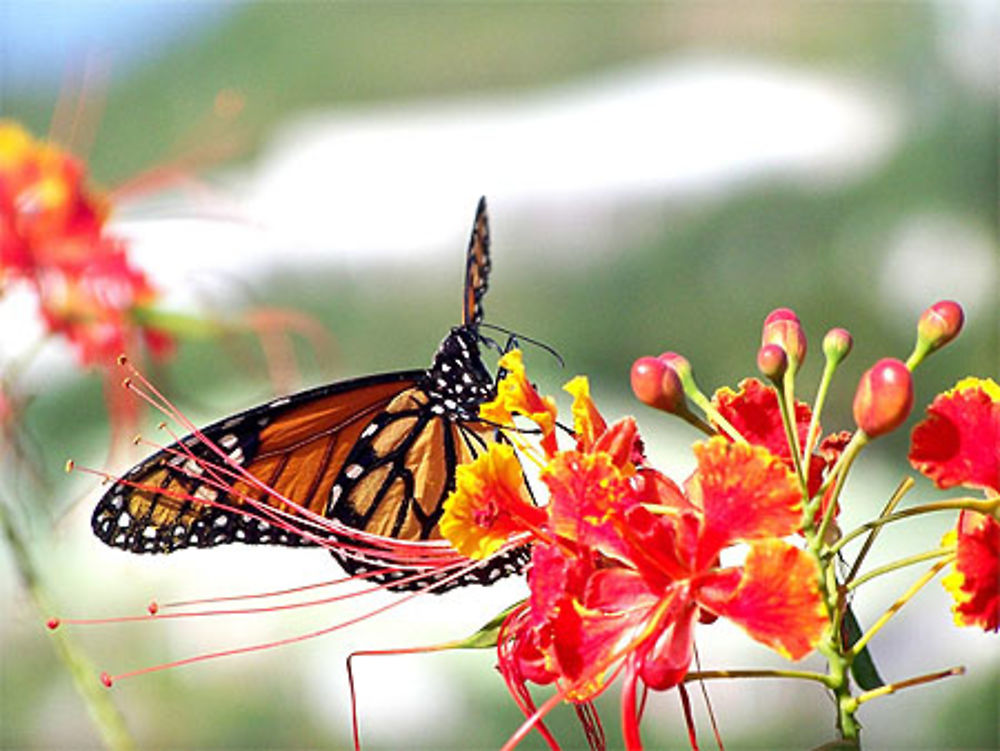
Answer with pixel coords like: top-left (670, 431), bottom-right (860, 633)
top-left (909, 377), bottom-right (1000, 494)
top-left (0, 120), bottom-right (172, 367)
top-left (479, 349), bottom-right (558, 455)
top-left (440, 443), bottom-right (543, 560)
top-left (940, 511), bottom-right (999, 632)
top-left (442, 357), bottom-right (827, 749)
top-left (712, 378), bottom-right (848, 504)
top-left (910, 377), bottom-right (1000, 632)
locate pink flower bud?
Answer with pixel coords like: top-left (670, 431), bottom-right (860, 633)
top-left (822, 327), bottom-right (853, 366)
top-left (852, 358), bottom-right (914, 437)
top-left (757, 343), bottom-right (788, 382)
top-left (631, 357), bottom-right (684, 412)
top-left (762, 307), bottom-right (806, 370)
top-left (918, 300), bottom-right (964, 352)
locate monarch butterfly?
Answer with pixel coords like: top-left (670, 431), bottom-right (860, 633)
top-left (91, 197), bottom-right (532, 592)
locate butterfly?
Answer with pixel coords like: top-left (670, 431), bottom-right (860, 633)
top-left (91, 197), bottom-right (532, 592)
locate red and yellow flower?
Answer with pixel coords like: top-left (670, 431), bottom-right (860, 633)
top-left (441, 354), bottom-right (827, 749)
top-left (910, 377), bottom-right (1000, 632)
top-left (0, 120), bottom-right (172, 365)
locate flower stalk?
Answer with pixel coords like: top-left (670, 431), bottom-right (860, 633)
top-left (0, 501), bottom-right (136, 751)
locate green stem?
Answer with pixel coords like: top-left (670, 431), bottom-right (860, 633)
top-left (675, 402), bottom-right (717, 436)
top-left (813, 432), bottom-right (867, 550)
top-left (904, 339), bottom-right (932, 371)
top-left (830, 496), bottom-right (999, 557)
top-left (774, 375), bottom-right (808, 495)
top-left (846, 547), bottom-right (954, 592)
top-left (686, 388), bottom-right (745, 443)
top-left (0, 502), bottom-right (137, 751)
top-left (802, 358), bottom-right (837, 479)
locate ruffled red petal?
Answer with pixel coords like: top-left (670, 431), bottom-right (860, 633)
top-left (713, 378), bottom-right (812, 462)
top-left (909, 378), bottom-right (1000, 494)
top-left (697, 540), bottom-right (826, 660)
top-left (944, 510), bottom-right (1000, 632)
top-left (686, 437), bottom-right (802, 565)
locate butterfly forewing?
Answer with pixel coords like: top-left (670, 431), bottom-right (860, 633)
top-left (463, 196), bottom-right (491, 327)
top-left (92, 372), bottom-right (420, 553)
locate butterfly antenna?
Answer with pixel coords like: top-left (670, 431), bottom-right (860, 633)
top-left (479, 323), bottom-right (565, 368)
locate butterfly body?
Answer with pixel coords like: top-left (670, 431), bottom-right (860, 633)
top-left (92, 198), bottom-right (530, 591)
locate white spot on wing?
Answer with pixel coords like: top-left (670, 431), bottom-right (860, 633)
top-left (194, 486), bottom-right (219, 503)
top-left (183, 459), bottom-right (204, 477)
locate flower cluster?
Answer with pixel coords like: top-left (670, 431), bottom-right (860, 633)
top-left (910, 376), bottom-right (1000, 632)
top-left (0, 120), bottom-right (171, 365)
top-left (442, 350), bottom-right (828, 749)
top-left (438, 300), bottom-right (997, 750)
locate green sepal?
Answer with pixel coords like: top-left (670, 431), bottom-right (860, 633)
top-left (448, 601), bottom-right (524, 650)
top-left (843, 606), bottom-right (884, 690)
top-left (130, 306), bottom-right (225, 338)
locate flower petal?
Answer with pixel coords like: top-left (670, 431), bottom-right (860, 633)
top-left (440, 443), bottom-right (541, 559)
top-left (564, 375), bottom-right (607, 453)
top-left (479, 349), bottom-right (558, 451)
top-left (687, 436), bottom-right (802, 563)
top-left (697, 540), bottom-right (826, 661)
top-left (909, 377), bottom-right (1000, 494)
top-left (713, 378), bottom-right (811, 462)
top-left (942, 510), bottom-right (1000, 632)
top-left (542, 450), bottom-right (635, 560)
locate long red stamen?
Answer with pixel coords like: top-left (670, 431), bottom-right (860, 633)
top-left (95, 556), bottom-right (487, 686)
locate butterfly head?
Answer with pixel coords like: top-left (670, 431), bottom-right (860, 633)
top-left (421, 326), bottom-right (495, 421)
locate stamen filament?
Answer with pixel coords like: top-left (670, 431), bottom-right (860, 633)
top-left (853, 666), bottom-right (965, 706)
top-left (846, 547), bottom-right (954, 592)
top-left (830, 496), bottom-right (1000, 557)
top-left (848, 558), bottom-right (953, 659)
top-left (845, 478), bottom-right (914, 585)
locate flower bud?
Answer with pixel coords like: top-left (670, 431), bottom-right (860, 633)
top-left (756, 343), bottom-right (788, 382)
top-left (630, 356), bottom-right (683, 413)
top-left (918, 300), bottom-right (964, 353)
top-left (852, 358), bottom-right (914, 438)
top-left (822, 328), bottom-right (853, 366)
top-left (656, 348), bottom-right (689, 376)
top-left (762, 308), bottom-right (806, 372)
